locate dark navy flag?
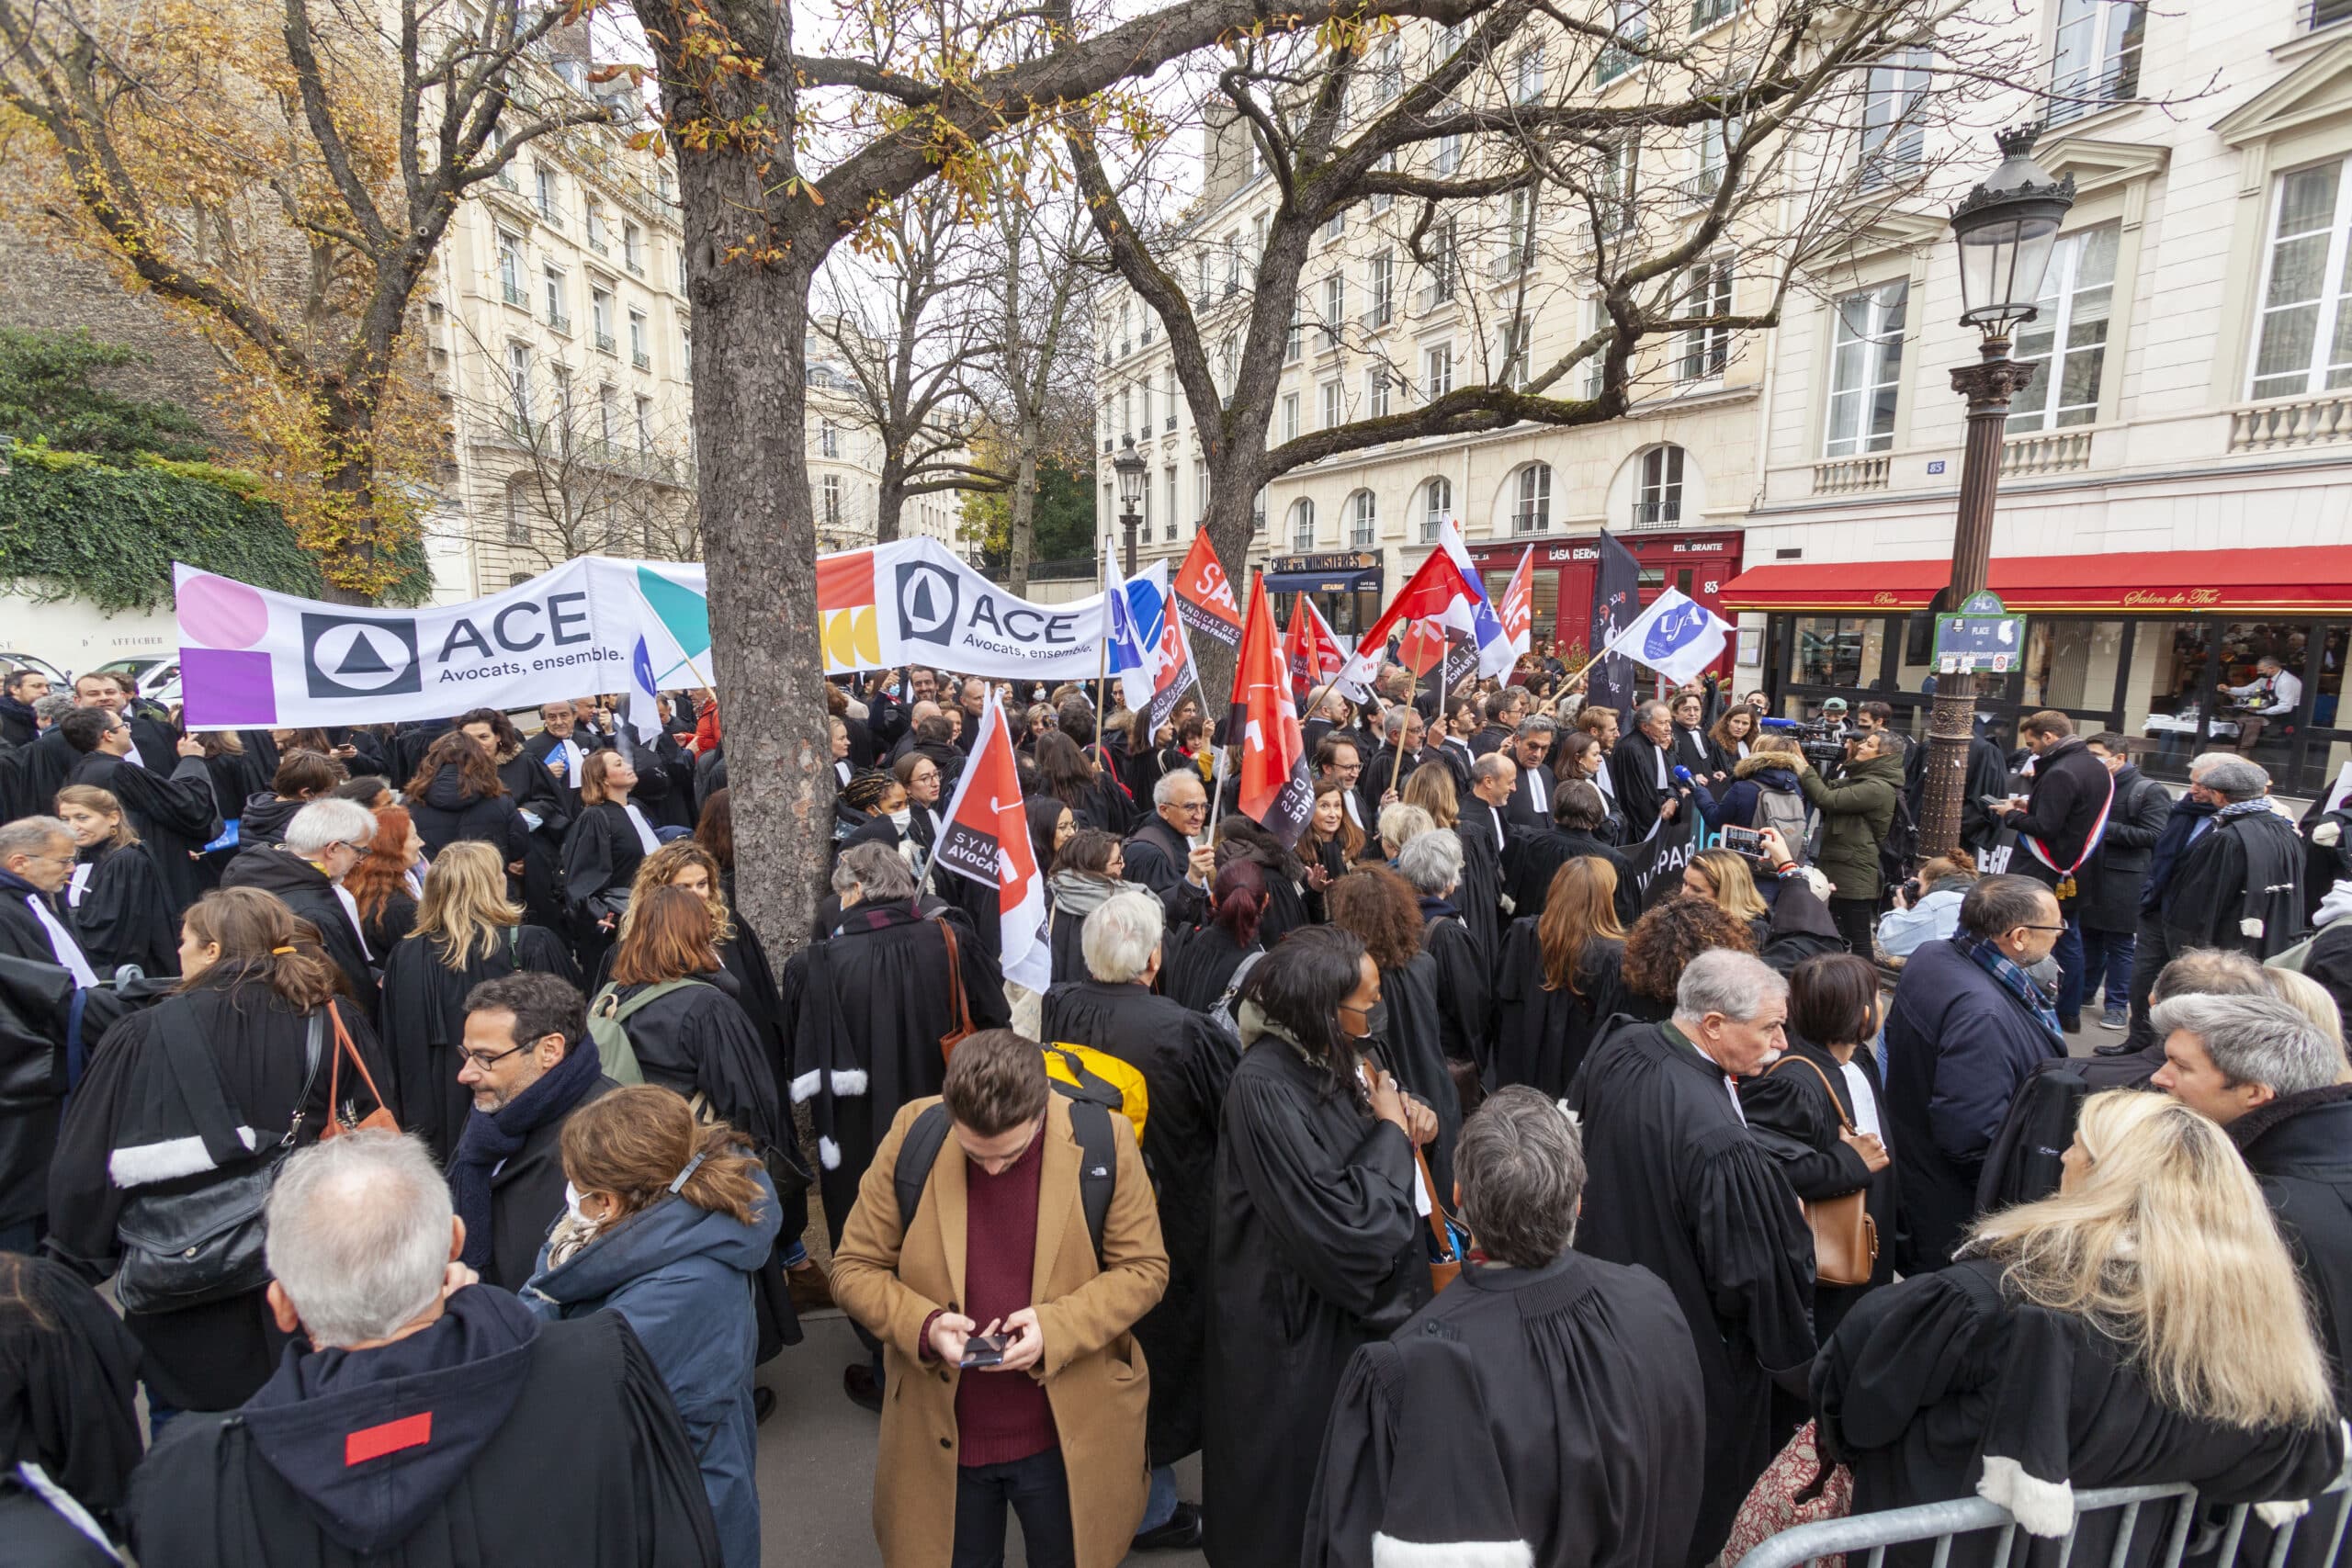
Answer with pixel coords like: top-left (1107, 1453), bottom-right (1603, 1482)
top-left (1586, 529), bottom-right (1643, 723)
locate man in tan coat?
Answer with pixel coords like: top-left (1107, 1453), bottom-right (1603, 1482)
top-left (832, 1028), bottom-right (1169, 1568)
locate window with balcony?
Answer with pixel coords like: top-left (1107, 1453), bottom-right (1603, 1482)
top-left (1139, 379), bottom-right (1151, 434)
top-left (1513, 45), bottom-right (1545, 104)
top-left (505, 482), bottom-right (532, 546)
top-left (497, 231), bottom-right (526, 307)
top-left (821, 474), bottom-right (842, 528)
top-left (1582, 295), bottom-right (1610, 399)
top-left (1165, 367), bottom-right (1180, 431)
top-left (2050, 0), bottom-right (2143, 123)
top-left (1373, 38), bottom-right (1403, 102)
top-left (505, 342), bottom-right (531, 432)
top-left (635, 395), bottom-right (652, 456)
top-left (550, 367), bottom-right (573, 452)
top-left (1421, 476), bottom-right (1453, 542)
top-left (1596, 0), bottom-right (1646, 84)
top-left (599, 384), bottom-right (618, 447)
top-left (628, 310), bottom-right (650, 370)
top-left (1420, 219), bottom-right (1459, 309)
top-left (1510, 463), bottom-right (1553, 533)
top-left (1118, 300), bottom-right (1131, 357)
top-left (585, 203), bottom-right (608, 254)
top-left (1636, 445), bottom-right (1685, 525)
top-left (2251, 160), bottom-right (2352, 400)
top-left (1424, 342), bottom-right (1453, 399)
top-left (1369, 251), bottom-right (1395, 327)
top-left (1435, 127), bottom-right (1463, 177)
top-left (1824, 279), bottom-right (1908, 456)
top-left (1600, 139), bottom-right (1639, 234)
top-left (2008, 225), bottom-right (2117, 431)
top-left (1254, 488), bottom-right (1267, 534)
top-left (1497, 188), bottom-right (1537, 276)
top-left (592, 288), bottom-right (616, 353)
top-left (679, 321), bottom-right (691, 378)
top-left (820, 420), bottom-right (840, 459)
top-left (1501, 318), bottom-right (1532, 389)
top-left (1194, 460), bottom-right (1210, 522)
top-left (1372, 152), bottom-right (1396, 214)
top-left (1289, 498), bottom-right (1316, 551)
top-left (1286, 298), bottom-right (1304, 362)
top-left (1686, 117), bottom-right (1740, 200)
top-left (623, 220), bottom-right (645, 274)
top-left (1321, 378), bottom-right (1343, 428)
top-left (543, 266), bottom-right (570, 332)
top-left (1677, 257), bottom-right (1733, 380)
top-left (1321, 275), bottom-right (1346, 345)
top-left (535, 165), bottom-right (560, 225)
top-left (1164, 467), bottom-right (1178, 540)
top-left (1283, 391), bottom-right (1301, 442)
top-left (1121, 385), bottom-right (1133, 434)
top-left (1858, 49), bottom-right (1929, 191)
top-left (1368, 369), bottom-right (1390, 418)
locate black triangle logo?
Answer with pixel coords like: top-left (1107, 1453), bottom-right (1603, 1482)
top-left (336, 631), bottom-right (396, 676)
top-left (910, 578), bottom-right (936, 622)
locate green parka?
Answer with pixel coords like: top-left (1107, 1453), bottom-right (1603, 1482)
top-left (1797, 750), bottom-right (1905, 903)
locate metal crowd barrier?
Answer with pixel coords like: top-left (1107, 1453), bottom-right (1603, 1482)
top-left (1731, 1454), bottom-right (2352, 1568)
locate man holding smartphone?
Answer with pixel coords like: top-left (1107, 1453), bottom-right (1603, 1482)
top-left (832, 1031), bottom-right (1170, 1568)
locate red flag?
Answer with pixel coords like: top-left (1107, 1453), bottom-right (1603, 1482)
top-left (1171, 533), bottom-right (1243, 651)
top-left (1498, 546), bottom-right (1535, 660)
top-left (1394, 619), bottom-right (1449, 677)
top-left (928, 693), bottom-right (1050, 991)
top-left (1329, 547), bottom-right (1490, 701)
top-left (1229, 573), bottom-right (1314, 847)
top-left (1283, 597), bottom-right (1346, 702)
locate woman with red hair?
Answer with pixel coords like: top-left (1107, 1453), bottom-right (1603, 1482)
top-left (1165, 856), bottom-right (1270, 1018)
top-left (342, 804), bottom-right (426, 953)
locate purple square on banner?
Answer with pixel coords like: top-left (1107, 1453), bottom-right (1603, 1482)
top-left (179, 647), bottom-right (277, 727)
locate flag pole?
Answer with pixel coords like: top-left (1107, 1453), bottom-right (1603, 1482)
top-left (1094, 543), bottom-right (1114, 775)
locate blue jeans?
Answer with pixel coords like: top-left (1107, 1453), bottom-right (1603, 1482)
top-left (1140, 1465), bottom-right (1179, 1531)
top-left (2081, 925), bottom-right (2135, 1012)
top-left (2053, 899), bottom-right (2086, 1022)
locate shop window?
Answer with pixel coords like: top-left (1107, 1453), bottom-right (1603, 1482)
top-left (2021, 617), bottom-right (2126, 714)
top-left (1790, 615), bottom-right (1888, 691)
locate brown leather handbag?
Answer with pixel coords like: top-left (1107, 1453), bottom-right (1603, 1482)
top-left (1764, 1055), bottom-right (1877, 1288)
top-left (933, 912), bottom-right (978, 1066)
top-left (1411, 1144), bottom-right (1462, 1293)
top-left (320, 1004), bottom-right (400, 1139)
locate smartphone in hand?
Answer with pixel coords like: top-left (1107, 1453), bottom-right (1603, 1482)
top-left (959, 1334), bottom-right (1009, 1370)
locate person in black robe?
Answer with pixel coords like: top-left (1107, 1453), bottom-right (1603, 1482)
top-left (122, 1159), bottom-right (722, 1568)
top-left (600, 895), bottom-right (782, 1159)
top-left (560, 750), bottom-right (662, 976)
top-left (1124, 772), bottom-right (1215, 926)
top-left (1326, 866), bottom-right (1464, 1206)
top-left (45, 897), bottom-right (393, 1416)
top-left (2159, 791), bottom-right (2309, 962)
top-left (779, 841), bottom-right (1009, 1243)
top-left (1503, 778), bottom-right (1640, 932)
top-left (195, 733), bottom-right (268, 833)
top-left (218, 836), bottom-right (377, 1012)
top-left (1038, 888), bottom-right (1240, 1480)
top-left (1306, 1088), bottom-right (1707, 1568)
top-left (1162, 857), bottom-right (1268, 1015)
top-left (1815, 1092), bottom-right (2345, 1568)
top-left (1211, 818), bottom-right (1311, 948)
top-left (52, 787), bottom-right (175, 978)
top-left (1566, 950), bottom-right (1816, 1568)
top-left (56, 709), bottom-right (219, 923)
top-left (1456, 757), bottom-right (1511, 951)
top-left (471, 717), bottom-right (571, 931)
top-left (1488, 861), bottom-right (1628, 1098)
top-left (1611, 702), bottom-right (1689, 845)
top-left (1668, 692), bottom-right (1720, 785)
top-left (403, 733), bottom-right (532, 867)
top-left (0, 1252), bottom-right (143, 1556)
top-left (1398, 840), bottom-right (1491, 1075)
top-left (522, 699), bottom-right (606, 817)
top-left (1204, 927), bottom-right (1435, 1568)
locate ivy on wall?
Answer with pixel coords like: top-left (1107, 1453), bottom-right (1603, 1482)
top-left (0, 441), bottom-right (431, 612)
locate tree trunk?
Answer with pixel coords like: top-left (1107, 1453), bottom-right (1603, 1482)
top-left (1008, 418), bottom-right (1039, 594)
top-left (874, 450), bottom-right (905, 545)
top-left (1192, 454), bottom-right (1265, 714)
top-left (316, 406), bottom-right (381, 606)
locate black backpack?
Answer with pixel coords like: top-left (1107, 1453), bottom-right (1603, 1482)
top-left (892, 1096), bottom-right (1118, 1266)
top-left (1974, 1058), bottom-right (2091, 1214)
top-left (1878, 787), bottom-right (1920, 894)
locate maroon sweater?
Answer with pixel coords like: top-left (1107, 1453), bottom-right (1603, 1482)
top-left (950, 1134), bottom-right (1057, 1466)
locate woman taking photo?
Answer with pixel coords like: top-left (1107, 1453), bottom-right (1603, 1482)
top-left (379, 840), bottom-right (579, 1162)
top-left (1490, 857), bottom-right (1627, 1097)
top-left (47, 888), bottom-right (395, 1421)
top-left (55, 784), bottom-right (175, 976)
top-left (562, 747), bottom-right (662, 972)
top-left (1737, 953), bottom-right (1894, 1339)
top-left (1815, 1091), bottom-right (2344, 1566)
top-left (523, 1086), bottom-right (780, 1568)
top-left (1681, 848), bottom-right (1773, 948)
top-left (403, 730), bottom-right (531, 866)
top-left (1204, 927), bottom-right (1437, 1568)
top-left (341, 803), bottom-right (426, 955)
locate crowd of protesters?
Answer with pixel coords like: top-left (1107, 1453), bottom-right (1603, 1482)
top-left (0, 645), bottom-right (2348, 1568)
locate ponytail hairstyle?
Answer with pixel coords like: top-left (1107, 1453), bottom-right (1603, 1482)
top-left (178, 887), bottom-right (341, 1011)
top-left (560, 1085), bottom-right (767, 1228)
top-left (1207, 855), bottom-right (1269, 950)
top-left (52, 784), bottom-right (138, 850)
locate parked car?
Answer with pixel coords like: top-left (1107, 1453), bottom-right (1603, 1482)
top-left (93, 656), bottom-right (180, 709)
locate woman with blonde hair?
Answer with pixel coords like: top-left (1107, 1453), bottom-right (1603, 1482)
top-left (1399, 761), bottom-right (1460, 830)
top-left (1682, 846), bottom-right (1770, 933)
top-left (53, 783), bottom-right (174, 976)
top-left (2265, 966), bottom-right (2346, 1051)
top-left (1490, 856), bottom-right (1627, 1097)
top-left (379, 840), bottom-right (578, 1162)
top-left (1815, 1090), bottom-right (2344, 1563)
top-left (523, 1085), bottom-right (779, 1568)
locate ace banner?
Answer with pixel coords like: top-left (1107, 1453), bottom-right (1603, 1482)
top-left (816, 536), bottom-right (1111, 680)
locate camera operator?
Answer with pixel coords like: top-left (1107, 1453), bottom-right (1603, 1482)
top-left (1793, 727), bottom-right (1905, 958)
top-left (1815, 696), bottom-right (1851, 744)
top-left (1876, 855), bottom-right (1979, 960)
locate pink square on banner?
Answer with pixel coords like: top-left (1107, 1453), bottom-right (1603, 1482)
top-left (179, 647), bottom-right (277, 727)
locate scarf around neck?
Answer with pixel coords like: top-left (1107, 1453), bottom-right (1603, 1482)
top-left (1957, 933), bottom-right (2064, 1046)
top-left (447, 1037), bottom-right (605, 1269)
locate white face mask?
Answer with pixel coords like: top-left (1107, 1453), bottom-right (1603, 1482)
top-left (888, 807), bottom-right (912, 830)
top-left (563, 1182), bottom-right (596, 1227)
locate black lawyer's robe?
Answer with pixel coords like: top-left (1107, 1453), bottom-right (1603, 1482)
top-left (1453, 809), bottom-right (1504, 963)
top-left (1374, 953), bottom-right (1463, 1209)
top-left (1038, 978), bottom-right (1239, 1467)
top-left (1488, 922), bottom-right (1624, 1098)
top-left (65, 751), bottom-right (219, 922)
top-left (217, 845), bottom-right (375, 1015)
top-left (1566, 1018), bottom-right (1816, 1568)
top-left (1305, 1252), bottom-right (1707, 1568)
top-left (1417, 899), bottom-right (1490, 1068)
top-left (379, 924), bottom-right (581, 1164)
top-left (1162, 921), bottom-right (1257, 1015)
top-left (65, 841), bottom-right (176, 977)
top-left (496, 747), bottom-right (571, 930)
top-left (1736, 1033), bottom-right (1898, 1341)
top-left (605, 977), bottom-right (782, 1156)
top-left (479, 1075), bottom-right (619, 1293)
top-left (1504, 828), bottom-right (1638, 930)
top-left (560, 800), bottom-right (651, 973)
top-left (1203, 1034), bottom-right (1430, 1568)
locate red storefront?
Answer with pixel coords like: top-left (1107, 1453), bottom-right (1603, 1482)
top-left (1462, 528), bottom-right (1746, 666)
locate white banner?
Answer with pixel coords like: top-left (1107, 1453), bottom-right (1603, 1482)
top-left (172, 558), bottom-right (711, 730)
top-left (817, 536), bottom-right (1109, 680)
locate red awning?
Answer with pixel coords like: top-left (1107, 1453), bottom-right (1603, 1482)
top-left (1719, 546), bottom-right (2352, 615)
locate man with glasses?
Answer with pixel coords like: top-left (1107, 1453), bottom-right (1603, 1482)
top-left (0, 815), bottom-right (99, 984)
top-left (448, 972), bottom-right (616, 1292)
top-left (57, 704), bottom-right (219, 924)
top-left (1883, 874), bottom-right (2070, 1268)
top-left (220, 796), bottom-right (379, 1008)
top-left (1123, 772), bottom-right (1217, 923)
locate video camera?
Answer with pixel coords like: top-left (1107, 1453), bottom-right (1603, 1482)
top-left (1759, 716), bottom-right (1849, 769)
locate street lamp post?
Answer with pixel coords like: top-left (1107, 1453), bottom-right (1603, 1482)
top-left (1113, 435), bottom-right (1148, 576)
top-left (1920, 125), bottom-right (2075, 862)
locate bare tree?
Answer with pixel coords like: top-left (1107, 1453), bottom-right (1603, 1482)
top-left (813, 197), bottom-right (1003, 544)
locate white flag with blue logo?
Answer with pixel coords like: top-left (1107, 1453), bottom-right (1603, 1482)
top-left (1103, 556), bottom-right (1159, 714)
top-left (1600, 588), bottom-right (1732, 687)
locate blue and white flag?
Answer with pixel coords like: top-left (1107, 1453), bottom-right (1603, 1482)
top-left (1600, 588), bottom-right (1732, 687)
top-left (1103, 556), bottom-right (1159, 714)
top-left (1434, 518), bottom-right (1517, 678)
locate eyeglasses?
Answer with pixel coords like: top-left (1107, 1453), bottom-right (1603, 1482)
top-left (459, 1040), bottom-right (534, 1072)
top-left (2015, 923), bottom-right (2067, 934)
top-left (1169, 799), bottom-right (1208, 816)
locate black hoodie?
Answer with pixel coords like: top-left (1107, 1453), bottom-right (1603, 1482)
top-left (238, 792), bottom-right (307, 846)
top-left (406, 763), bottom-right (529, 863)
top-left (124, 1287), bottom-right (721, 1566)
top-left (217, 846), bottom-right (375, 1007)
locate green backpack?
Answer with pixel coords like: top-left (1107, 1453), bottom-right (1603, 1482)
top-left (582, 978), bottom-right (713, 1086)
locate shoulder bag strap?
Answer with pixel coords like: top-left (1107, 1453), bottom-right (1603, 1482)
top-left (1213, 950), bottom-right (1266, 1018)
top-left (1409, 1142), bottom-right (1456, 1263)
top-left (932, 912), bottom-right (974, 1035)
top-left (325, 1004), bottom-right (392, 1122)
top-left (1766, 1052), bottom-right (1856, 1135)
top-left (613, 976), bottom-right (710, 1024)
top-left (151, 1000), bottom-right (257, 1168)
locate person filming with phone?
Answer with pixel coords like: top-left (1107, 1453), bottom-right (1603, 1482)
top-left (831, 1030), bottom-right (1169, 1568)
